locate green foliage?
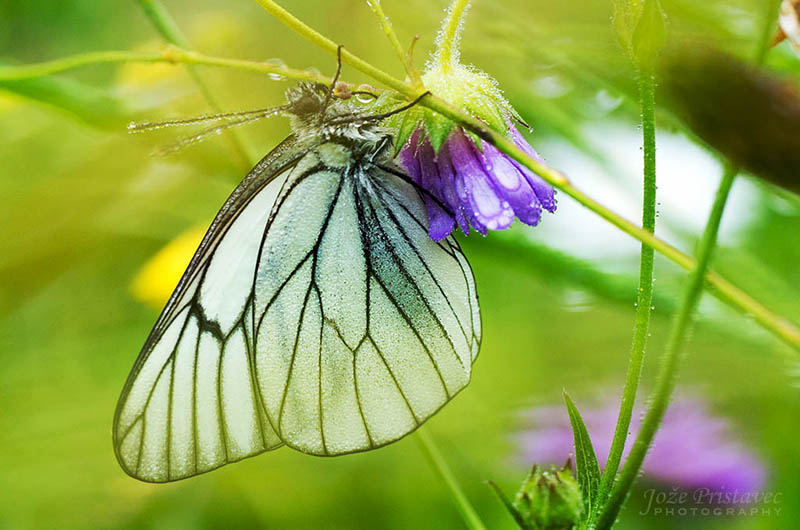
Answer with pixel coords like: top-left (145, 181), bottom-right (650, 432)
top-left (631, 0), bottom-right (667, 68)
top-left (423, 107), bottom-right (455, 152)
top-left (489, 480), bottom-right (537, 530)
top-left (563, 393), bottom-right (601, 524)
top-left (612, 0), bottom-right (667, 67)
top-left (0, 74), bottom-right (129, 127)
top-left (490, 464), bottom-right (584, 530)
top-left (514, 464), bottom-right (583, 530)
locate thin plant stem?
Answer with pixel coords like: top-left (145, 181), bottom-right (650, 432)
top-left (365, 0), bottom-right (423, 88)
top-left (135, 0), bottom-right (254, 167)
top-left (597, 4), bottom-right (782, 524)
top-left (0, 51), bottom-right (162, 80)
top-left (597, 68), bottom-right (657, 506)
top-left (598, 0), bottom-right (780, 528)
top-left (252, 0), bottom-right (409, 94)
top-left (416, 428), bottom-right (486, 530)
top-left (756, 0), bottom-right (783, 63)
top-left (437, 0), bottom-right (471, 73)
top-left (595, 165), bottom-right (737, 530)
top-left (3, 6), bottom-right (799, 349)
top-left (0, 47), bottom-right (332, 85)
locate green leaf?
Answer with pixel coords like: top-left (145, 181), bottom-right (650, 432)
top-left (465, 129), bottom-right (482, 151)
top-left (423, 108), bottom-right (455, 153)
top-left (487, 481), bottom-right (536, 530)
top-left (0, 70), bottom-right (129, 128)
top-left (392, 108), bottom-right (422, 157)
top-left (563, 392), bottom-right (601, 522)
top-left (470, 99), bottom-right (506, 136)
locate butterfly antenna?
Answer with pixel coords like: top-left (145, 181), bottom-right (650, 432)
top-left (367, 91), bottom-right (430, 122)
top-left (319, 45), bottom-right (345, 120)
top-left (350, 89), bottom-right (379, 101)
top-left (127, 107), bottom-right (284, 133)
top-left (328, 91), bottom-right (431, 127)
top-left (150, 106), bottom-right (286, 156)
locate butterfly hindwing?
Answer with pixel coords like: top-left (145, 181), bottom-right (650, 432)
top-left (252, 152), bottom-right (481, 455)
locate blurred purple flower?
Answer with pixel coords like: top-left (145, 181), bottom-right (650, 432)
top-left (515, 395), bottom-right (765, 496)
top-left (398, 125), bottom-right (556, 241)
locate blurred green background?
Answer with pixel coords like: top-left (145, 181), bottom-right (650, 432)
top-left (1, 0), bottom-right (800, 528)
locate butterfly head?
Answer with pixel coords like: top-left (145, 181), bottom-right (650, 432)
top-left (284, 82), bottom-right (387, 144)
top-left (284, 82), bottom-right (329, 119)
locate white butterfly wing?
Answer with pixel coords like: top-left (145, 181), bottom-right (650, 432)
top-left (115, 138), bottom-right (482, 482)
top-left (252, 155), bottom-right (481, 455)
top-left (113, 139), bottom-right (306, 482)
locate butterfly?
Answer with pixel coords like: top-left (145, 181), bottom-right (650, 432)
top-left (113, 75), bottom-right (482, 482)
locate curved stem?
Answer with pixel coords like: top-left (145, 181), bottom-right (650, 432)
top-left (0, 47), bottom-right (331, 84)
top-left (416, 428), bottom-right (486, 530)
top-left (0, 51), bottom-right (160, 80)
top-left (597, 68), bottom-right (657, 506)
top-left (366, 0), bottom-right (423, 87)
top-left (135, 0), bottom-right (254, 167)
top-left (252, 0), bottom-right (409, 94)
top-left (437, 0), bottom-right (471, 73)
top-left (597, 4), bottom-right (787, 526)
top-left (595, 166), bottom-right (737, 529)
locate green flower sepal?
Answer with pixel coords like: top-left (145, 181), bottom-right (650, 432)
top-left (490, 461), bottom-right (584, 530)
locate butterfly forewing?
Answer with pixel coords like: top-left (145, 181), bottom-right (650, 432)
top-left (113, 140), bottom-right (303, 482)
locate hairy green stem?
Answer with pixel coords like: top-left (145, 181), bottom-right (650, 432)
top-left (0, 51), bottom-right (161, 80)
top-left (366, 0), bottom-right (423, 87)
top-left (0, 47), bottom-right (331, 84)
top-left (597, 4), bottom-right (786, 526)
top-left (597, 68), bottom-right (657, 506)
top-left (252, 0), bottom-right (409, 94)
top-left (595, 166), bottom-right (737, 529)
top-left (437, 0), bottom-right (471, 73)
top-left (135, 0), bottom-right (254, 167)
top-left (416, 429), bottom-right (486, 530)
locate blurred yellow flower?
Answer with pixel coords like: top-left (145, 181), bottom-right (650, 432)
top-left (114, 38), bottom-right (190, 92)
top-left (130, 223), bottom-right (207, 309)
top-left (0, 93), bottom-right (21, 114)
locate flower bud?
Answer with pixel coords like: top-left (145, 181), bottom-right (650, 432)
top-left (512, 463), bottom-right (583, 530)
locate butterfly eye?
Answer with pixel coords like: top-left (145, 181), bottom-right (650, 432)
top-left (292, 93), bottom-right (323, 116)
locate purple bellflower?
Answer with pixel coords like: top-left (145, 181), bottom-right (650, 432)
top-left (515, 394), bottom-right (766, 496)
top-left (398, 124), bottom-right (556, 241)
top-left (385, 0), bottom-right (556, 241)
